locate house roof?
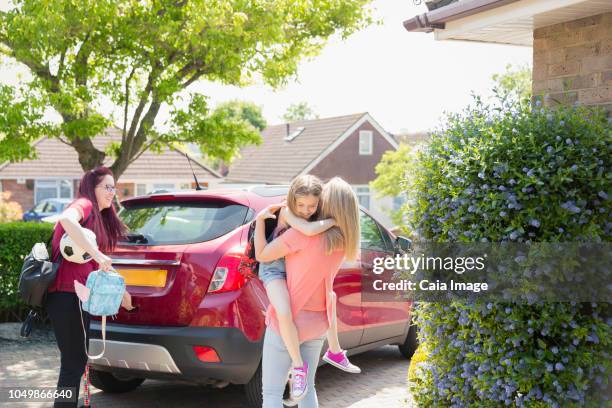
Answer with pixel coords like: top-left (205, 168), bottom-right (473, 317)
top-left (404, 0), bottom-right (612, 46)
top-left (227, 113), bottom-right (366, 184)
top-left (426, 0), bottom-right (464, 12)
top-left (0, 127), bottom-right (222, 181)
top-left (226, 112), bottom-right (396, 184)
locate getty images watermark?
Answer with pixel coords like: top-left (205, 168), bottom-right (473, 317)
top-left (362, 242), bottom-right (611, 303)
top-left (372, 252), bottom-right (489, 293)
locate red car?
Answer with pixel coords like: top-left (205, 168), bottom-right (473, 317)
top-left (88, 186), bottom-right (416, 407)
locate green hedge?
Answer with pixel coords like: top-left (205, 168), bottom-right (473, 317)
top-left (0, 222), bottom-right (54, 318)
top-left (405, 99), bottom-right (611, 407)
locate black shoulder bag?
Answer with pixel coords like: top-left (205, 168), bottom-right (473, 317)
top-left (18, 212), bottom-right (92, 336)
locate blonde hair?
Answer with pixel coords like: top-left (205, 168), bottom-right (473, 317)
top-left (319, 177), bottom-right (360, 261)
top-left (287, 174), bottom-right (323, 220)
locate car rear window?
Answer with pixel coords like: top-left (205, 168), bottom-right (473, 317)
top-left (119, 201), bottom-right (249, 245)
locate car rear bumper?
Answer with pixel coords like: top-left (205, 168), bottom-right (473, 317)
top-left (89, 321), bottom-right (263, 385)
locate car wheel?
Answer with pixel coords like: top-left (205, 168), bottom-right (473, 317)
top-left (398, 322), bottom-right (418, 359)
top-left (89, 368), bottom-right (145, 393)
top-left (244, 363), bottom-right (292, 408)
top-left (244, 363), bottom-right (263, 408)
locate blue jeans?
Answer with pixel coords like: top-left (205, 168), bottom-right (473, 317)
top-left (262, 328), bottom-right (324, 408)
top-left (259, 258), bottom-right (287, 286)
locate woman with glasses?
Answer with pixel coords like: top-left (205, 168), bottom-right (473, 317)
top-left (46, 166), bottom-right (126, 407)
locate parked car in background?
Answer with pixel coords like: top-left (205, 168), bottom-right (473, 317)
top-left (22, 198), bottom-right (72, 222)
top-left (88, 186), bottom-right (417, 408)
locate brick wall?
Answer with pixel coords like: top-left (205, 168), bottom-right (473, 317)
top-left (1, 179), bottom-right (34, 211)
top-left (310, 121), bottom-right (396, 185)
top-left (533, 12), bottom-right (612, 118)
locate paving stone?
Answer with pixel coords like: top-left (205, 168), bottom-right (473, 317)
top-left (0, 324), bottom-right (415, 407)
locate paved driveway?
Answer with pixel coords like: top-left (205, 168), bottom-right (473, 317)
top-left (0, 323), bottom-right (415, 407)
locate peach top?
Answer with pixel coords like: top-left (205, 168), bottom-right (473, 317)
top-left (265, 228), bottom-right (345, 342)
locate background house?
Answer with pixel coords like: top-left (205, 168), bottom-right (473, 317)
top-left (404, 0), bottom-right (612, 117)
top-left (227, 112), bottom-right (399, 227)
top-left (0, 127), bottom-right (222, 212)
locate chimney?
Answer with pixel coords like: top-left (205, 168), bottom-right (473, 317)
top-left (286, 123), bottom-right (290, 138)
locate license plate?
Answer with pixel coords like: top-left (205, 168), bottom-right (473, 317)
top-left (115, 269), bottom-right (167, 287)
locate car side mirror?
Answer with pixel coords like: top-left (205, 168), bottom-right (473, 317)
top-left (395, 236), bottom-right (411, 252)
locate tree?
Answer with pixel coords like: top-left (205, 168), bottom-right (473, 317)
top-left (491, 63), bottom-right (532, 104)
top-left (197, 100), bottom-right (266, 169)
top-left (370, 143), bottom-right (419, 231)
top-left (370, 144), bottom-right (413, 198)
top-left (0, 192), bottom-right (23, 223)
top-left (282, 101), bottom-right (319, 122)
top-left (214, 100), bottom-right (267, 132)
top-left (0, 0), bottom-right (372, 179)
top-left (371, 64), bottom-right (533, 229)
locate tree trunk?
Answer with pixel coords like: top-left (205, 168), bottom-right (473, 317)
top-left (71, 137), bottom-right (106, 172)
top-left (110, 99), bottom-right (162, 181)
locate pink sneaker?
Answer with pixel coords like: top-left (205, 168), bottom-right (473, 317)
top-left (289, 362), bottom-right (309, 402)
top-left (323, 349), bottom-right (361, 373)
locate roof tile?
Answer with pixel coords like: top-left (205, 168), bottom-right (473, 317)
top-left (0, 128), bottom-right (221, 181)
top-left (228, 112), bottom-right (365, 183)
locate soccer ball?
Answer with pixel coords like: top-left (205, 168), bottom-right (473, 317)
top-left (60, 228), bottom-right (97, 264)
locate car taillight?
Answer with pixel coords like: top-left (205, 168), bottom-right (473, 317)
top-left (207, 247), bottom-right (247, 293)
top-left (193, 346), bottom-right (221, 363)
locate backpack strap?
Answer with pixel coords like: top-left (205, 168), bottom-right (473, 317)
top-left (77, 271), bottom-right (107, 360)
top-left (78, 298), bottom-right (107, 360)
top-left (83, 363), bottom-right (91, 407)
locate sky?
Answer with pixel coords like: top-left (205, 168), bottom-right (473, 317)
top-left (1, 0), bottom-right (533, 134)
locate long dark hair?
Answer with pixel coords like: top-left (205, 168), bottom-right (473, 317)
top-left (77, 166), bottom-right (126, 252)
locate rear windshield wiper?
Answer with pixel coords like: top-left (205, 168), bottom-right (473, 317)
top-left (125, 232), bottom-right (148, 244)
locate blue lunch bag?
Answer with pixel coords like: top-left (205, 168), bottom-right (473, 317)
top-left (82, 269), bottom-right (125, 316)
top-left (78, 269), bottom-right (125, 359)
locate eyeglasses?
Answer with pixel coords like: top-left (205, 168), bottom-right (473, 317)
top-left (98, 184), bottom-right (116, 194)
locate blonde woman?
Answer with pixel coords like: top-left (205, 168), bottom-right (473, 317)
top-left (256, 177), bottom-right (360, 407)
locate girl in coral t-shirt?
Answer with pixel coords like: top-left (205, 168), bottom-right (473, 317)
top-left (256, 177), bottom-right (361, 407)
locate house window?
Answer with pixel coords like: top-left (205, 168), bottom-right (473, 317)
top-left (355, 186), bottom-right (370, 210)
top-left (136, 184), bottom-right (147, 196)
top-left (136, 183), bottom-right (186, 196)
top-left (285, 127), bottom-right (305, 142)
top-left (359, 130), bottom-right (373, 155)
top-left (59, 180), bottom-right (72, 199)
top-left (35, 179), bottom-right (73, 204)
top-left (152, 183), bottom-right (175, 192)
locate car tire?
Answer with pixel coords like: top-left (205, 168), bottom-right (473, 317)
top-left (245, 363), bottom-right (292, 408)
top-left (398, 322), bottom-right (418, 359)
top-left (89, 369), bottom-right (145, 393)
top-left (244, 363), bottom-right (263, 408)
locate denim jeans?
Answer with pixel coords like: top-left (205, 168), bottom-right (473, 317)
top-left (261, 328), bottom-right (324, 408)
top-left (259, 258), bottom-right (287, 286)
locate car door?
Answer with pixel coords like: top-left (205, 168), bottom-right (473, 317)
top-left (27, 201), bottom-right (48, 221)
top-left (333, 257), bottom-right (365, 350)
top-left (359, 211), bottom-right (411, 344)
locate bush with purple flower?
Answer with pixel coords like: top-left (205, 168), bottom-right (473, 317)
top-left (406, 99), bottom-right (611, 407)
